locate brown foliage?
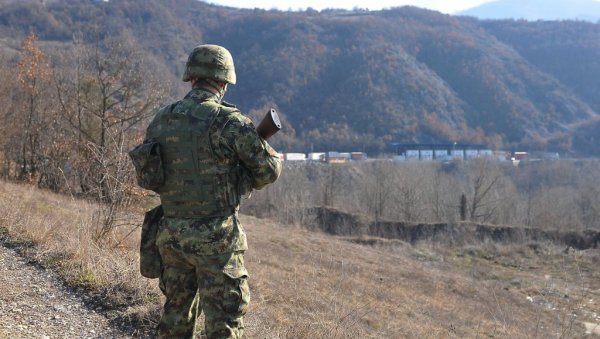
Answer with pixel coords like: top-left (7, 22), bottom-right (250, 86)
top-left (0, 33), bottom-right (168, 242)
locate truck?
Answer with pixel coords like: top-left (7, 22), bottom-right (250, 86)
top-left (450, 149), bottom-right (464, 160)
top-left (465, 149), bottom-right (479, 160)
top-left (307, 152), bottom-right (325, 161)
top-left (284, 153), bottom-right (306, 161)
top-left (351, 152), bottom-right (366, 161)
top-left (434, 150), bottom-right (449, 160)
top-left (419, 150), bottom-right (434, 160)
top-left (405, 150), bottom-right (419, 160)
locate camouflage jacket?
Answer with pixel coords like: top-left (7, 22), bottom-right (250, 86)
top-left (150, 87), bottom-right (282, 255)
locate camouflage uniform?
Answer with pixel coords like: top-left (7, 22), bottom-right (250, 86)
top-left (146, 45), bottom-right (281, 338)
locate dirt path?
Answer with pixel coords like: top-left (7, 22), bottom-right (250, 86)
top-left (0, 244), bottom-right (129, 339)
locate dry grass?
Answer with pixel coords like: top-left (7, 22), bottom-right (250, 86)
top-left (0, 180), bottom-right (599, 338)
top-left (0, 180), bottom-right (161, 332)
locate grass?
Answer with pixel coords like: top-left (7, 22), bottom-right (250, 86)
top-left (0, 179), bottom-right (599, 337)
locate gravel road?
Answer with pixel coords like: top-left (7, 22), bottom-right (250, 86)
top-left (0, 244), bottom-right (130, 338)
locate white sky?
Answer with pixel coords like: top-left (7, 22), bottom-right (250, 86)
top-left (206, 0), bottom-right (496, 14)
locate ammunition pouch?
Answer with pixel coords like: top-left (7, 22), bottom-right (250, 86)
top-left (128, 138), bottom-right (165, 192)
top-left (140, 205), bottom-right (163, 279)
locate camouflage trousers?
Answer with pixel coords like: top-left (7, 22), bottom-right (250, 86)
top-left (157, 246), bottom-right (250, 339)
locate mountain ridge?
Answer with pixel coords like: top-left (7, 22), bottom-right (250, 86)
top-left (459, 0), bottom-right (600, 21)
top-left (0, 0), bottom-right (599, 154)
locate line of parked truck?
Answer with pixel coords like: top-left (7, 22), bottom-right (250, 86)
top-left (393, 149), bottom-right (560, 163)
top-left (279, 151), bottom-right (367, 163)
top-left (278, 148), bottom-right (559, 164)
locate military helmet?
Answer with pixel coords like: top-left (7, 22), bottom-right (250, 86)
top-left (182, 44), bottom-right (236, 84)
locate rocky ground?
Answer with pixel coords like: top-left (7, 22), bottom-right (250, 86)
top-left (0, 244), bottom-right (130, 339)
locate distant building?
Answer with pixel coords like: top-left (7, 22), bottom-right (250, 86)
top-left (405, 150), bottom-right (419, 160)
top-left (419, 150), bottom-right (434, 160)
top-left (390, 143), bottom-right (492, 162)
top-left (450, 149), bottom-right (464, 160)
top-left (434, 149), bottom-right (449, 160)
top-left (465, 149), bottom-right (479, 160)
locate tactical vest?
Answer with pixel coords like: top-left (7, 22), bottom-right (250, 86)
top-left (146, 99), bottom-right (242, 218)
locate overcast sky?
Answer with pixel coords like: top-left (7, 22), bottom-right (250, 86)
top-left (206, 0), bottom-right (496, 14)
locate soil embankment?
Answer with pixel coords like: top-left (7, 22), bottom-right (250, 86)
top-left (310, 207), bottom-right (600, 249)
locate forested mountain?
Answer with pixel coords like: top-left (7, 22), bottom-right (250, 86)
top-left (0, 0), bottom-right (599, 155)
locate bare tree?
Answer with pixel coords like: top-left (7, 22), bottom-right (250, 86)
top-left (460, 193), bottom-right (467, 221)
top-left (241, 158), bottom-right (600, 235)
top-left (0, 55), bottom-right (20, 179)
top-left (54, 36), bottom-right (167, 201)
top-left (464, 158), bottom-right (504, 222)
top-left (14, 33), bottom-right (52, 181)
top-left (49, 35), bottom-right (167, 241)
top-left (360, 161), bottom-right (397, 223)
top-left (321, 165), bottom-right (343, 208)
top-left (88, 127), bottom-right (139, 241)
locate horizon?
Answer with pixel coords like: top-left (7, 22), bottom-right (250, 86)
top-left (205, 0), bottom-right (493, 14)
top-left (204, 0), bottom-right (600, 14)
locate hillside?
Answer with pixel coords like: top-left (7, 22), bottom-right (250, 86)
top-left (459, 0), bottom-right (600, 21)
top-left (1, 180), bottom-right (599, 337)
top-left (0, 0), bottom-right (599, 154)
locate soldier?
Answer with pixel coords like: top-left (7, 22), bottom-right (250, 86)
top-left (144, 44), bottom-right (282, 338)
